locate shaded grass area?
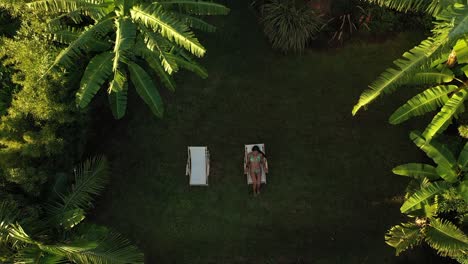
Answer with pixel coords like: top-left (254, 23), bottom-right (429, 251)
top-left (89, 2), bottom-right (451, 263)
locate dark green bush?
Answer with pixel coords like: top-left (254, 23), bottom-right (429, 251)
top-left (261, 0), bottom-right (323, 53)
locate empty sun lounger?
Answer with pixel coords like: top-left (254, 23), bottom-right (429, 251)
top-left (186, 146), bottom-right (210, 186)
top-left (244, 143), bottom-right (268, 184)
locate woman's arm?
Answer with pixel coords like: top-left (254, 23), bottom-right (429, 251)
top-left (245, 153), bottom-right (250, 174)
top-left (262, 156), bottom-right (268, 173)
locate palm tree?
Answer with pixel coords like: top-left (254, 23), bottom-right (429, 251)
top-left (386, 132), bottom-right (468, 262)
top-left (0, 157), bottom-right (144, 263)
top-left (352, 0), bottom-right (468, 142)
top-left (27, 0), bottom-right (229, 118)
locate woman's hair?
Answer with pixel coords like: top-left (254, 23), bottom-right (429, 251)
top-left (252, 145), bottom-right (267, 158)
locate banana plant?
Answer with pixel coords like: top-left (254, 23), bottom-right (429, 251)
top-left (27, 0), bottom-right (229, 118)
top-left (385, 131), bottom-right (468, 262)
top-left (352, 0), bottom-right (468, 142)
top-left (0, 157), bottom-right (144, 263)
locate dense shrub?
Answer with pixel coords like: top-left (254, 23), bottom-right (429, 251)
top-left (0, 6), bottom-right (86, 196)
top-left (261, 0), bottom-right (323, 53)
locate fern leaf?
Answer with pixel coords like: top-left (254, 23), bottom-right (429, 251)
top-left (389, 85), bottom-right (458, 124)
top-left (400, 181), bottom-right (450, 213)
top-left (392, 163), bottom-right (440, 180)
top-left (425, 218), bottom-right (468, 257)
top-left (128, 62), bottom-right (164, 117)
top-left (76, 52), bottom-right (113, 108)
top-left (422, 89), bottom-right (468, 141)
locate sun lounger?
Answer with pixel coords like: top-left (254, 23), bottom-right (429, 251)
top-left (186, 146), bottom-right (210, 186)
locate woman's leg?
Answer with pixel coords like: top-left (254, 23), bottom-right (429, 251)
top-left (255, 172), bottom-right (261, 194)
top-left (250, 169), bottom-right (257, 194)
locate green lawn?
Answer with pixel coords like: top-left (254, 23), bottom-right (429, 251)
top-left (88, 2), bottom-right (448, 263)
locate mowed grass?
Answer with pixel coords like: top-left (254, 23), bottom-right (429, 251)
top-left (88, 2), bottom-right (449, 263)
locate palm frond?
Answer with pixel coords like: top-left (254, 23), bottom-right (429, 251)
top-left (143, 50), bottom-right (176, 91)
top-left (53, 17), bottom-right (114, 68)
top-left (15, 247), bottom-right (66, 264)
top-left (425, 218), bottom-right (468, 257)
top-left (172, 13), bottom-right (216, 32)
top-left (170, 53), bottom-right (207, 78)
top-left (128, 62), bottom-right (164, 117)
top-left (49, 24), bottom-right (111, 50)
top-left (435, 164), bottom-right (458, 183)
top-left (458, 141), bottom-right (468, 171)
top-left (459, 180), bottom-right (468, 203)
top-left (422, 89), bottom-right (468, 141)
top-left (440, 3), bottom-right (468, 39)
top-left (159, 0), bottom-right (229, 15)
top-left (401, 181), bottom-right (450, 213)
top-left (48, 157), bottom-right (108, 221)
top-left (112, 17), bottom-right (136, 74)
top-left (389, 85), bottom-right (458, 125)
top-left (453, 36), bottom-right (468, 64)
top-left (392, 163), bottom-right (440, 180)
top-left (353, 2), bottom-right (468, 115)
top-left (0, 201), bottom-right (18, 245)
top-left (130, 4), bottom-right (206, 57)
top-left (352, 34), bottom-right (450, 115)
top-left (410, 131), bottom-right (457, 168)
top-left (49, 25), bottom-right (83, 44)
top-left (65, 232), bottom-right (144, 264)
top-left (140, 28), bottom-right (179, 74)
top-left (385, 222), bottom-right (423, 255)
top-left (54, 208), bottom-right (86, 230)
top-left (76, 52), bottom-right (114, 108)
top-left (108, 75), bottom-right (128, 119)
top-left (399, 69), bottom-right (454, 87)
top-left (108, 68), bottom-right (127, 94)
top-left (27, 0), bottom-right (98, 14)
top-left (367, 0), bottom-right (455, 16)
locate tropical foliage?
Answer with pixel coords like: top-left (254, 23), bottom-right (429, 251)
top-left (386, 132), bottom-right (468, 262)
top-left (0, 5), bottom-right (86, 195)
top-left (27, 0), bottom-right (229, 119)
top-left (260, 0), bottom-right (323, 53)
top-left (353, 0), bottom-right (468, 142)
top-left (0, 157), bottom-right (144, 263)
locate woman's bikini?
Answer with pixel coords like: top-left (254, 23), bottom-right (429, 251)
top-left (249, 154), bottom-right (262, 174)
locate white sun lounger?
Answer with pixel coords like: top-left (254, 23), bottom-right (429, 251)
top-left (244, 143), bottom-right (268, 184)
top-left (186, 146), bottom-right (210, 186)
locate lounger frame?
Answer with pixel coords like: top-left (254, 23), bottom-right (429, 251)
top-left (186, 146), bottom-right (210, 186)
